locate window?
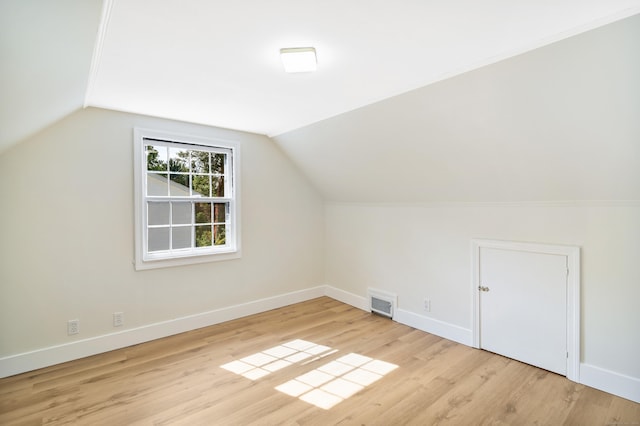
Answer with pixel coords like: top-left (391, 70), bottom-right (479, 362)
top-left (134, 128), bottom-right (240, 270)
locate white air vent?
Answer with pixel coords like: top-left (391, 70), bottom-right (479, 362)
top-left (368, 288), bottom-right (397, 319)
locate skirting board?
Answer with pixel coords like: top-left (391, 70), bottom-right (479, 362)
top-left (324, 285), bottom-right (369, 311)
top-left (394, 309), bottom-right (473, 346)
top-left (0, 286), bottom-right (325, 378)
top-left (324, 286), bottom-right (473, 346)
top-left (2, 284), bottom-right (638, 405)
top-left (580, 363), bottom-right (640, 403)
top-left (324, 286), bottom-right (639, 404)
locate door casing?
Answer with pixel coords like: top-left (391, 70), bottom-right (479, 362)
top-left (471, 239), bottom-right (580, 382)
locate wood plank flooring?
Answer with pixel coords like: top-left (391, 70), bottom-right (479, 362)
top-left (1, 297), bottom-right (639, 425)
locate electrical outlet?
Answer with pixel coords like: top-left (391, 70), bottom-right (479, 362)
top-left (423, 298), bottom-right (431, 312)
top-left (67, 319), bottom-right (79, 335)
top-left (113, 312), bottom-right (124, 327)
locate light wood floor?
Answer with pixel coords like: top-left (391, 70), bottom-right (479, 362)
top-left (1, 297), bottom-right (639, 425)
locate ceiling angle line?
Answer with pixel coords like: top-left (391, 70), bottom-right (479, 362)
top-left (84, 0), bottom-right (115, 108)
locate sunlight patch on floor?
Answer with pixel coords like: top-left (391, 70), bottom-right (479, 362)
top-left (220, 340), bottom-right (398, 410)
top-left (276, 353), bottom-right (398, 410)
top-left (220, 339), bottom-right (333, 380)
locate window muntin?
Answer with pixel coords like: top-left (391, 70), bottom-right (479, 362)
top-left (134, 129), bottom-right (239, 269)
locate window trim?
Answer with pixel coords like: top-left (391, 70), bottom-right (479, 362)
top-left (133, 128), bottom-right (241, 270)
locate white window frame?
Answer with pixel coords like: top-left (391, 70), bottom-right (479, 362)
top-left (133, 128), bottom-right (241, 270)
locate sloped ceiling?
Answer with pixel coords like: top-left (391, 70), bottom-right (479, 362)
top-left (1, 1), bottom-right (639, 202)
top-left (0, 0), bottom-right (103, 153)
top-left (86, 0), bottom-right (640, 137)
top-left (274, 13), bottom-right (640, 202)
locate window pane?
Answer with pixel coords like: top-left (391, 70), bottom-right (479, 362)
top-left (195, 203), bottom-right (212, 223)
top-left (138, 134), bottom-right (236, 266)
top-left (169, 174), bottom-right (190, 196)
top-left (213, 203), bottom-right (226, 223)
top-left (191, 175), bottom-right (210, 197)
top-left (212, 153), bottom-right (225, 174)
top-left (168, 147), bottom-right (189, 172)
top-left (148, 227), bottom-right (170, 251)
top-left (172, 202), bottom-right (191, 224)
top-left (190, 151), bottom-right (210, 173)
top-left (214, 225), bottom-right (226, 246)
top-left (147, 173), bottom-right (168, 196)
top-left (172, 227), bottom-right (191, 249)
top-left (146, 145), bottom-right (168, 171)
top-left (212, 176), bottom-right (225, 197)
top-left (195, 225), bottom-right (212, 247)
top-left (148, 202), bottom-right (170, 225)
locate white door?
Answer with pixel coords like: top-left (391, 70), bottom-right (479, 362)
top-left (479, 247), bottom-right (567, 375)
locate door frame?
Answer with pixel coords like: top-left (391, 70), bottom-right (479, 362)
top-left (471, 239), bottom-right (580, 382)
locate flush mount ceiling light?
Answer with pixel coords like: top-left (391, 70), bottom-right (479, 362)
top-left (280, 47), bottom-right (317, 73)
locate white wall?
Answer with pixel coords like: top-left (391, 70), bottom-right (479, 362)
top-left (271, 14), bottom-right (640, 401)
top-left (0, 107), bottom-right (325, 360)
top-left (0, 0), bottom-right (103, 153)
top-left (274, 13), bottom-right (640, 203)
top-left (325, 202), bottom-right (640, 380)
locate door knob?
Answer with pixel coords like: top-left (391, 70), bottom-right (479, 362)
top-left (478, 286), bottom-right (490, 292)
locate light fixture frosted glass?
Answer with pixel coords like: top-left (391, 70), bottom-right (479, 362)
top-left (280, 47), bottom-right (317, 73)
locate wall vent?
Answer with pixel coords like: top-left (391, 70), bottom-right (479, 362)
top-left (368, 288), bottom-right (397, 319)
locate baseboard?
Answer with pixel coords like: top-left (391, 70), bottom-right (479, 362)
top-left (324, 285), bottom-right (369, 311)
top-left (322, 286), bottom-right (472, 346)
top-left (0, 286), bottom-right (326, 378)
top-left (5, 285), bottom-right (637, 406)
top-left (394, 309), bottom-right (473, 346)
top-left (579, 363), bottom-right (640, 403)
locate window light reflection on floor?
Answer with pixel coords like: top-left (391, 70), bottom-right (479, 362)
top-left (220, 339), bottom-right (398, 410)
top-left (220, 339), bottom-right (335, 380)
top-left (275, 353), bottom-right (398, 409)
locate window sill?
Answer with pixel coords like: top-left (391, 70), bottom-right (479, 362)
top-left (134, 249), bottom-right (241, 271)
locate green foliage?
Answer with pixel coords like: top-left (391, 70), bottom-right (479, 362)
top-left (214, 225), bottom-right (226, 246)
top-left (195, 226), bottom-right (212, 247)
top-left (146, 144), bottom-right (229, 249)
top-left (146, 146), bottom-right (166, 171)
top-left (190, 150), bottom-right (210, 173)
top-left (212, 153), bottom-right (225, 174)
top-left (195, 202), bottom-right (212, 223)
top-left (192, 175), bottom-right (210, 197)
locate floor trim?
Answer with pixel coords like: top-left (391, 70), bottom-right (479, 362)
top-left (394, 309), bottom-right (473, 346)
top-left (324, 285), bottom-right (369, 311)
top-left (0, 286), bottom-right (325, 378)
top-left (580, 363), bottom-right (640, 403)
top-left (2, 285), bottom-right (638, 405)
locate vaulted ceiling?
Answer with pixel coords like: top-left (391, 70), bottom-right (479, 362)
top-left (0, 0), bottom-right (103, 152)
top-left (85, 0), bottom-right (640, 138)
top-left (2, 1), bottom-right (639, 202)
top-left (2, 0), bottom-right (639, 153)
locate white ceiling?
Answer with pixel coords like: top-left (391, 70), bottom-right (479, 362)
top-left (0, 0), bottom-right (103, 152)
top-left (86, 0), bottom-right (640, 137)
top-left (2, 0), bottom-right (640, 154)
top-left (274, 12), bottom-right (640, 202)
